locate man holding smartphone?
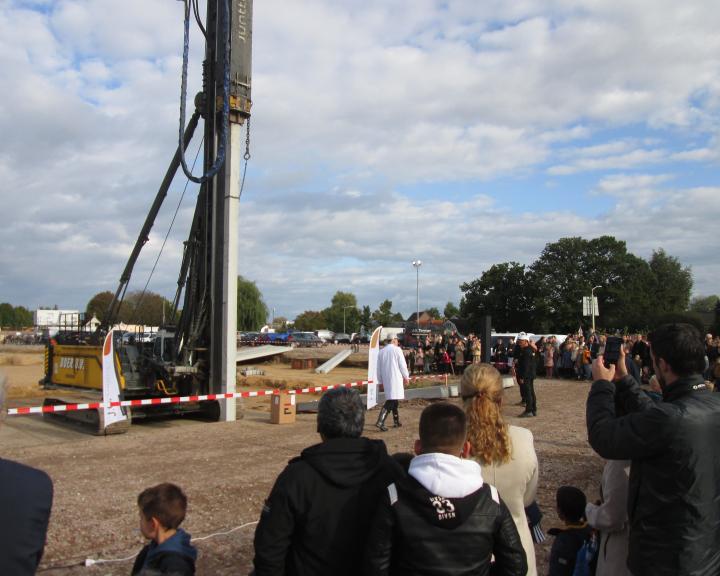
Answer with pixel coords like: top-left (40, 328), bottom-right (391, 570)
top-left (586, 323), bottom-right (720, 576)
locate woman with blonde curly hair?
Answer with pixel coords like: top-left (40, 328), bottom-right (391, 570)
top-left (461, 363), bottom-right (539, 576)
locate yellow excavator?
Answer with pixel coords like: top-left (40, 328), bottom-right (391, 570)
top-left (40, 0), bottom-right (253, 434)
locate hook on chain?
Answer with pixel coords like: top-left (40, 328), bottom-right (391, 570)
top-left (243, 117), bottom-right (251, 161)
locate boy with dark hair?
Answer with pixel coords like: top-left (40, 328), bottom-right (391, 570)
top-left (364, 402), bottom-right (527, 576)
top-left (132, 483), bottom-right (197, 576)
top-left (548, 486), bottom-right (592, 576)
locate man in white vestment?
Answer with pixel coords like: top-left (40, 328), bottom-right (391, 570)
top-left (375, 337), bottom-right (410, 431)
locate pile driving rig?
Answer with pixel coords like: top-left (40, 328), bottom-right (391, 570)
top-left (41, 0), bottom-right (253, 433)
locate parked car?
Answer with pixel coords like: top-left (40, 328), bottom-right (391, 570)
top-left (350, 334), bottom-right (370, 345)
top-left (333, 333), bottom-right (351, 344)
top-left (264, 332), bottom-right (289, 343)
top-left (288, 332), bottom-right (323, 347)
top-left (238, 331), bottom-right (260, 345)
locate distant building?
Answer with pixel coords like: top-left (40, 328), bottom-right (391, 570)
top-left (406, 311), bottom-right (435, 327)
top-left (34, 308), bottom-right (81, 336)
top-left (85, 314), bottom-right (101, 332)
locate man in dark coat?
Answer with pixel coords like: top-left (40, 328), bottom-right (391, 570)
top-left (253, 387), bottom-right (398, 576)
top-left (586, 323), bottom-right (720, 576)
top-left (0, 374), bottom-right (54, 575)
top-left (516, 333), bottom-right (537, 417)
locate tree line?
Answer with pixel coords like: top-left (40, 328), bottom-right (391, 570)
top-left (4, 236), bottom-right (718, 335)
top-left (459, 236), bottom-right (710, 334)
top-left (0, 303), bottom-right (33, 329)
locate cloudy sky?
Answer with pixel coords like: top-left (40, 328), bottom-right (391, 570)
top-left (1, 0), bottom-right (718, 322)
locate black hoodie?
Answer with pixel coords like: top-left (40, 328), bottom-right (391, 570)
top-left (364, 471), bottom-right (527, 576)
top-left (253, 437), bottom-right (397, 576)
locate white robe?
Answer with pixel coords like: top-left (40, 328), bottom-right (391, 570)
top-left (377, 343), bottom-right (409, 400)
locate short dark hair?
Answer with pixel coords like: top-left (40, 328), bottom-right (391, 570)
top-left (137, 483), bottom-right (187, 529)
top-left (648, 323), bottom-right (705, 377)
top-left (556, 485), bottom-right (586, 523)
top-left (418, 402), bottom-right (466, 453)
top-left (317, 387), bottom-right (365, 439)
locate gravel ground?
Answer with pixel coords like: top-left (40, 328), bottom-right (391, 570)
top-left (1, 348), bottom-right (604, 575)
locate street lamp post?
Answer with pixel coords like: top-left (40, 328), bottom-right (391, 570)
top-left (591, 285), bottom-right (601, 333)
top-left (412, 260), bottom-right (423, 334)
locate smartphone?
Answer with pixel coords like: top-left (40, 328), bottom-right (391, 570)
top-left (604, 336), bottom-right (623, 365)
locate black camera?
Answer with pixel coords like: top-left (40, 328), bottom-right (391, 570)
top-left (603, 336), bottom-right (623, 366)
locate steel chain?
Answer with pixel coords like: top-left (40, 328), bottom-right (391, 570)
top-left (244, 117), bottom-right (251, 160)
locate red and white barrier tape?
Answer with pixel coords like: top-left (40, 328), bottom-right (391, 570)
top-left (7, 374), bottom-right (448, 416)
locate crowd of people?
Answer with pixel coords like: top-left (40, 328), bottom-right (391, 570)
top-left (406, 332), bottom-right (483, 375)
top-left (2, 323), bottom-right (720, 575)
top-left (253, 324), bottom-right (720, 576)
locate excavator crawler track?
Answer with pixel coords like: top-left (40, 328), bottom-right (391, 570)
top-left (42, 397), bottom-right (132, 436)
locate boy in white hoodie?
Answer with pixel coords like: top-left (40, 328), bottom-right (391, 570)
top-left (364, 402), bottom-right (527, 576)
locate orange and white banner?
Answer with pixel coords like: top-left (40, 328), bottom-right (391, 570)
top-left (102, 331), bottom-right (129, 429)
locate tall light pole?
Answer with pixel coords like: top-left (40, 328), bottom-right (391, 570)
top-left (342, 305), bottom-right (354, 335)
top-left (412, 260), bottom-right (423, 334)
top-left (591, 285), bottom-right (601, 333)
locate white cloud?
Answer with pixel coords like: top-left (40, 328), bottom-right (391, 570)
top-left (1, 0), bottom-right (719, 319)
top-left (594, 173), bottom-right (673, 196)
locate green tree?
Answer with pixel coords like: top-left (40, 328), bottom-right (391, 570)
top-left (426, 307), bottom-right (440, 319)
top-left (271, 316), bottom-right (289, 332)
top-left (600, 253), bottom-right (654, 331)
top-left (322, 291), bottom-right (360, 333)
top-left (460, 262), bottom-right (535, 332)
top-left (529, 236), bottom-right (656, 332)
top-left (689, 295), bottom-right (720, 313)
top-left (122, 291), bottom-right (173, 326)
top-left (653, 311), bottom-right (706, 335)
top-left (443, 301), bottom-right (460, 319)
top-left (0, 302), bottom-right (16, 328)
top-left (236, 276), bottom-right (269, 331)
top-left (371, 300), bottom-right (396, 327)
top-left (293, 310), bottom-right (326, 331)
top-left (648, 249), bottom-right (692, 319)
top-left (86, 291), bottom-right (115, 322)
top-left (14, 306), bottom-right (33, 328)
top-left (359, 305), bottom-right (372, 330)
top-left (0, 304), bottom-right (33, 329)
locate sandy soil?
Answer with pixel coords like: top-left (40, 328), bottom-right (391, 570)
top-left (0, 346), bottom-right (604, 575)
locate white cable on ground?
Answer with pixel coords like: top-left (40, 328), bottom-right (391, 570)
top-left (192, 520), bottom-right (258, 542)
top-left (84, 552), bottom-right (138, 566)
top-left (82, 520), bottom-right (259, 568)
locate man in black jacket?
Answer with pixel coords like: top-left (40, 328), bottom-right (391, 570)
top-left (253, 387), bottom-right (397, 576)
top-left (586, 323), bottom-right (720, 576)
top-left (364, 402), bottom-right (527, 576)
top-left (516, 332), bottom-right (537, 417)
top-left (0, 374), bottom-right (54, 575)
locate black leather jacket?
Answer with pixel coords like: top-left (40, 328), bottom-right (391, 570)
top-left (364, 475), bottom-right (527, 576)
top-left (587, 374), bottom-right (720, 576)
